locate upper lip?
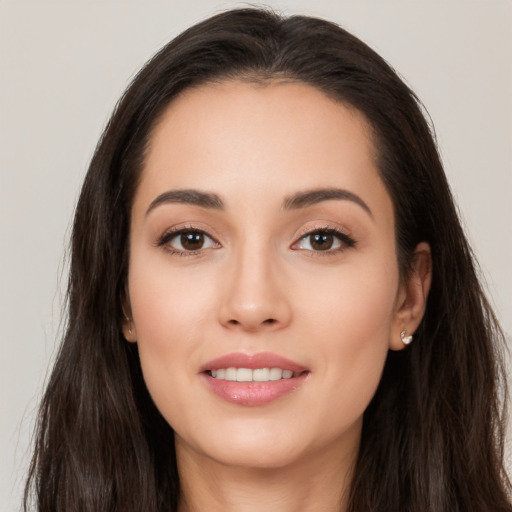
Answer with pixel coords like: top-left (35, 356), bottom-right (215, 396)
top-left (200, 352), bottom-right (307, 373)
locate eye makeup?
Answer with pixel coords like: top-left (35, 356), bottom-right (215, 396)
top-left (155, 225), bottom-right (221, 256)
top-left (154, 222), bottom-right (357, 258)
top-left (291, 225), bottom-right (357, 257)
top-left (293, 226), bottom-right (356, 251)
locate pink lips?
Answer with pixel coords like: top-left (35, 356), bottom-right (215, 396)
top-left (200, 352), bottom-right (309, 406)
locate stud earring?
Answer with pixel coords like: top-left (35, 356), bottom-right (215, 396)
top-left (401, 329), bottom-right (413, 345)
top-left (122, 309), bottom-right (134, 337)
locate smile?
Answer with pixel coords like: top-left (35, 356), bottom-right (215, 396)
top-left (201, 352), bottom-right (309, 406)
top-left (209, 368), bottom-right (300, 382)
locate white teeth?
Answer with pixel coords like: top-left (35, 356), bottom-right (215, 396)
top-left (225, 367), bottom-right (237, 381)
top-left (236, 368), bottom-right (253, 382)
top-left (269, 368), bottom-right (283, 381)
top-left (253, 368), bottom-right (270, 382)
top-left (210, 367), bottom-right (298, 382)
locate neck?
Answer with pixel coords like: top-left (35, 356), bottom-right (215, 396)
top-left (176, 429), bottom-right (359, 512)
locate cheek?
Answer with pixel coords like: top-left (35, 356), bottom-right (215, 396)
top-left (129, 252), bottom-right (216, 342)
top-left (126, 257), bottom-right (216, 410)
top-left (295, 255), bottom-right (398, 424)
top-left (298, 250), bottom-right (398, 339)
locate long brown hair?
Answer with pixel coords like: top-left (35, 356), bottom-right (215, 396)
top-left (25, 8), bottom-right (511, 511)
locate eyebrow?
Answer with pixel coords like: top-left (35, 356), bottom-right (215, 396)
top-left (145, 187), bottom-right (372, 218)
top-left (283, 188), bottom-right (373, 217)
top-left (145, 189), bottom-right (224, 215)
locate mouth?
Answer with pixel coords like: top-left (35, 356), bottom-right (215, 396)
top-left (207, 367), bottom-right (303, 382)
top-left (201, 352), bottom-right (309, 406)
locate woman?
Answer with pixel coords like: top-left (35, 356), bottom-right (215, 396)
top-left (24, 8), bottom-right (511, 512)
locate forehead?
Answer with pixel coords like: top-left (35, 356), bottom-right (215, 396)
top-left (136, 80), bottom-right (392, 220)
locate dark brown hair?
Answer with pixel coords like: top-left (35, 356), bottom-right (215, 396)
top-left (25, 8), bottom-right (511, 511)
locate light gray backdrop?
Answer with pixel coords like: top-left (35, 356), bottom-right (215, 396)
top-left (1, 1), bottom-right (511, 510)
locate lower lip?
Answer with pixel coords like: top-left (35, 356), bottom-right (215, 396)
top-left (202, 372), bottom-right (309, 406)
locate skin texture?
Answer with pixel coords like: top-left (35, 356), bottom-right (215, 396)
top-left (123, 81), bottom-right (431, 512)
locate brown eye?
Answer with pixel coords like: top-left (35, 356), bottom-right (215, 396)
top-left (292, 228), bottom-right (356, 253)
top-left (180, 231), bottom-right (205, 250)
top-left (161, 229), bottom-right (219, 254)
top-left (309, 233), bottom-right (334, 251)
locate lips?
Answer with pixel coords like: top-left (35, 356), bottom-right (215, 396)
top-left (200, 352), bottom-right (309, 406)
top-left (201, 352), bottom-right (307, 373)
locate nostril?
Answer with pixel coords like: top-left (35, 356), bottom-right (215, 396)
top-left (226, 318), bottom-right (276, 328)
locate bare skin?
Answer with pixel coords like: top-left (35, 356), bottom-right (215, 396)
top-left (123, 81), bottom-right (431, 512)
top-left (177, 434), bottom-right (355, 512)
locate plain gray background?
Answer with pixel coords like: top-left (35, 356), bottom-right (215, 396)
top-left (1, 1), bottom-right (511, 509)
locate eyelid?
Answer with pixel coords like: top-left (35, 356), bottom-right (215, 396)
top-left (291, 225), bottom-right (356, 253)
top-left (154, 222), bottom-right (355, 256)
top-left (156, 225), bottom-right (221, 255)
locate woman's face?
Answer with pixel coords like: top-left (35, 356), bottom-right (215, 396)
top-left (126, 80), bottom-right (409, 470)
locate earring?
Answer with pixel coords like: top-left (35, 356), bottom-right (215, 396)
top-left (122, 309), bottom-right (134, 337)
top-left (401, 329), bottom-right (413, 345)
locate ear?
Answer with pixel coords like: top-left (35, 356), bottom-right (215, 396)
top-left (121, 300), bottom-right (137, 343)
top-left (389, 242), bottom-right (432, 351)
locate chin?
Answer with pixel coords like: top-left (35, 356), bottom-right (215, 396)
top-left (175, 419), bottom-right (313, 470)
top-left (206, 440), bottom-right (305, 470)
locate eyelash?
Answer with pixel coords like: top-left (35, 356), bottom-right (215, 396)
top-left (156, 226), bottom-right (220, 256)
top-left (292, 226), bottom-right (356, 256)
top-left (156, 225), bottom-right (356, 256)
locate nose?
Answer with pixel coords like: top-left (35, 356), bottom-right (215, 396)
top-left (218, 247), bottom-right (292, 332)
